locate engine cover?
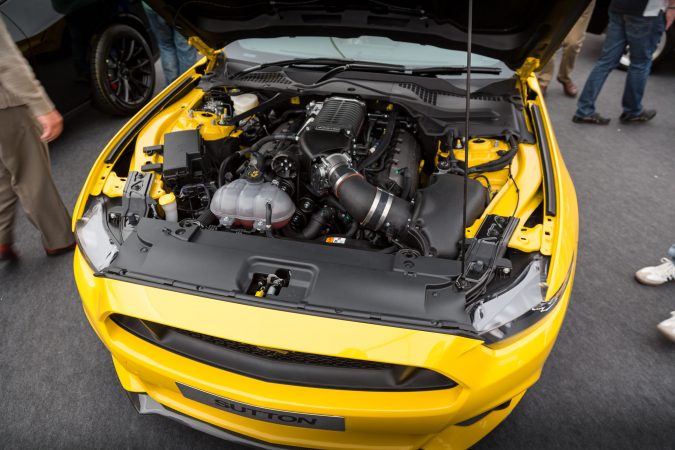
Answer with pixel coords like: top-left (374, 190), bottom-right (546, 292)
top-left (299, 97), bottom-right (366, 159)
top-left (210, 179), bottom-right (295, 230)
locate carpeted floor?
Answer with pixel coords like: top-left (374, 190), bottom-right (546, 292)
top-left (1, 34), bottom-right (673, 449)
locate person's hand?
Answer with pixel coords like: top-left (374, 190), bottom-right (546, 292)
top-left (36, 110), bottom-right (63, 143)
top-left (667, 9), bottom-right (675, 30)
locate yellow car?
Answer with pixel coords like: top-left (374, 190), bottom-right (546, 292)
top-left (73, 1), bottom-right (586, 448)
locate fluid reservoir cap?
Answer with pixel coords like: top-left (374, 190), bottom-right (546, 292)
top-left (159, 192), bottom-right (176, 206)
top-left (231, 93), bottom-right (259, 116)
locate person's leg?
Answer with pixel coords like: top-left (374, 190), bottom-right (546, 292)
top-left (558, 0), bottom-right (595, 84)
top-left (537, 58), bottom-right (555, 91)
top-left (656, 244), bottom-right (675, 341)
top-left (635, 244), bottom-right (675, 285)
top-left (575, 12), bottom-right (627, 118)
top-left (621, 13), bottom-right (665, 117)
top-left (143, 4), bottom-right (179, 84)
top-left (0, 107), bottom-right (74, 251)
top-left (173, 31), bottom-right (198, 75)
top-left (0, 150), bottom-right (18, 247)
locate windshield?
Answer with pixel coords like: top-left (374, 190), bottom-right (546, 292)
top-left (224, 36), bottom-right (506, 71)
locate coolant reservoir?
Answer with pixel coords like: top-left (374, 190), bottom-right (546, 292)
top-left (231, 93), bottom-right (259, 116)
top-left (210, 179), bottom-right (294, 230)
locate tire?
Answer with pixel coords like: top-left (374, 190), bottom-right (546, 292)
top-left (90, 24), bottom-right (155, 116)
top-left (618, 30), bottom-right (673, 71)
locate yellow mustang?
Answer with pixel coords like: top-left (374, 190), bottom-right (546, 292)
top-left (73, 1), bottom-right (586, 448)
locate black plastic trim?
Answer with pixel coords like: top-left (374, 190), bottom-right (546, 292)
top-left (111, 314), bottom-right (457, 392)
top-left (104, 76), bottom-right (198, 164)
top-left (530, 104), bottom-right (557, 216)
top-left (455, 400), bottom-right (511, 427)
top-left (101, 218), bottom-right (480, 338)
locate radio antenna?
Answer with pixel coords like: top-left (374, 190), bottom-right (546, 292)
top-left (459, 0), bottom-right (473, 279)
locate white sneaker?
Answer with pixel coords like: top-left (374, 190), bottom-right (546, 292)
top-left (657, 312), bottom-right (675, 342)
top-left (635, 258), bottom-right (675, 286)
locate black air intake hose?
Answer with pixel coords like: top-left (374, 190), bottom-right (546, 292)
top-left (324, 154), bottom-right (410, 232)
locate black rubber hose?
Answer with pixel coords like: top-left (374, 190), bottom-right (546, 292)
top-left (302, 207), bottom-right (332, 240)
top-left (196, 209), bottom-right (218, 227)
top-left (330, 163), bottom-right (410, 233)
top-left (217, 152), bottom-right (243, 187)
top-left (344, 220), bottom-right (359, 238)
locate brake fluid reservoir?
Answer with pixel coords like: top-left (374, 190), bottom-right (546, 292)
top-left (210, 179), bottom-right (294, 230)
top-left (231, 93), bottom-right (259, 116)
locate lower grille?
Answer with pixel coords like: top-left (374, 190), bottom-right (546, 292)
top-left (174, 328), bottom-right (390, 371)
top-left (111, 314), bottom-right (456, 392)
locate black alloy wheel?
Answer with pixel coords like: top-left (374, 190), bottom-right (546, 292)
top-left (91, 24), bottom-right (155, 115)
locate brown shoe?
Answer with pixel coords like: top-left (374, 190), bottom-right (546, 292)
top-left (557, 77), bottom-right (578, 97)
top-left (0, 243), bottom-right (19, 261)
top-left (45, 242), bottom-right (76, 257)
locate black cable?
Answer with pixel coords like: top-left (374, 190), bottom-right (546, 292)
top-left (508, 162), bottom-right (521, 218)
top-left (472, 174), bottom-right (493, 203)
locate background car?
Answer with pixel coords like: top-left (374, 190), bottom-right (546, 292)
top-left (588, 0), bottom-right (674, 70)
top-left (0, 0), bottom-right (157, 116)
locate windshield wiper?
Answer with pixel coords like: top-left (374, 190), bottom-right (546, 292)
top-left (230, 57), bottom-right (405, 80)
top-left (411, 66), bottom-right (502, 76)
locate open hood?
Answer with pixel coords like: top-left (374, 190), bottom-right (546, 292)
top-left (145, 0), bottom-right (592, 71)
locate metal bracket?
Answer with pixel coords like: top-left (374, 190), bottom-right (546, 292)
top-left (188, 36), bottom-right (219, 73)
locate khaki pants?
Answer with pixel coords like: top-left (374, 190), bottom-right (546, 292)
top-left (0, 106), bottom-right (73, 249)
top-left (539, 0), bottom-right (596, 87)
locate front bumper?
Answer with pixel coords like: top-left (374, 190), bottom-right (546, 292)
top-left (75, 248), bottom-right (573, 450)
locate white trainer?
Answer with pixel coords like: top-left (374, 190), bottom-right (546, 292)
top-left (635, 258), bottom-right (675, 286)
top-left (657, 312), bottom-right (675, 342)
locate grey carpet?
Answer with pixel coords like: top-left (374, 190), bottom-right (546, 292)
top-left (1, 34), bottom-right (673, 449)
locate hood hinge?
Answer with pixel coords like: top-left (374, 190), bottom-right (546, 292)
top-left (516, 57), bottom-right (540, 81)
top-left (188, 36), bottom-right (219, 72)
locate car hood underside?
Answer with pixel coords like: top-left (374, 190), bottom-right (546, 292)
top-left (144, 0), bottom-right (592, 70)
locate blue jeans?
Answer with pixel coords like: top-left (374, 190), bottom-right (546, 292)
top-left (576, 11), bottom-right (665, 118)
top-left (669, 245), bottom-right (675, 264)
top-left (143, 3), bottom-right (198, 84)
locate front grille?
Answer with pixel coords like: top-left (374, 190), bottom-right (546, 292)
top-left (111, 314), bottom-right (457, 391)
top-left (238, 72), bottom-right (292, 85)
top-left (175, 328), bottom-right (391, 370)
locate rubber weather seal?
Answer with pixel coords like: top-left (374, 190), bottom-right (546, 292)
top-left (530, 104), bottom-right (557, 216)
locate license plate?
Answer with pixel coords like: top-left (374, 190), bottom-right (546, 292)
top-left (177, 383), bottom-right (346, 431)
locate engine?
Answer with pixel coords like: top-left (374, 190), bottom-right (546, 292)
top-left (157, 91), bottom-right (487, 259)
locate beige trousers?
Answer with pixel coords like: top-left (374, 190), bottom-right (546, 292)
top-left (539, 0), bottom-right (596, 87)
top-left (0, 106), bottom-right (73, 249)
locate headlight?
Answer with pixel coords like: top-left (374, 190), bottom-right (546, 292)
top-left (75, 197), bottom-right (118, 272)
top-left (472, 258), bottom-right (572, 341)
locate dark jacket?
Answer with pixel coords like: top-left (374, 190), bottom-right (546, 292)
top-left (609, 0), bottom-right (650, 15)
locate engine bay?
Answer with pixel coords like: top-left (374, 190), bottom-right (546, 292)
top-left (110, 86), bottom-right (523, 262)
